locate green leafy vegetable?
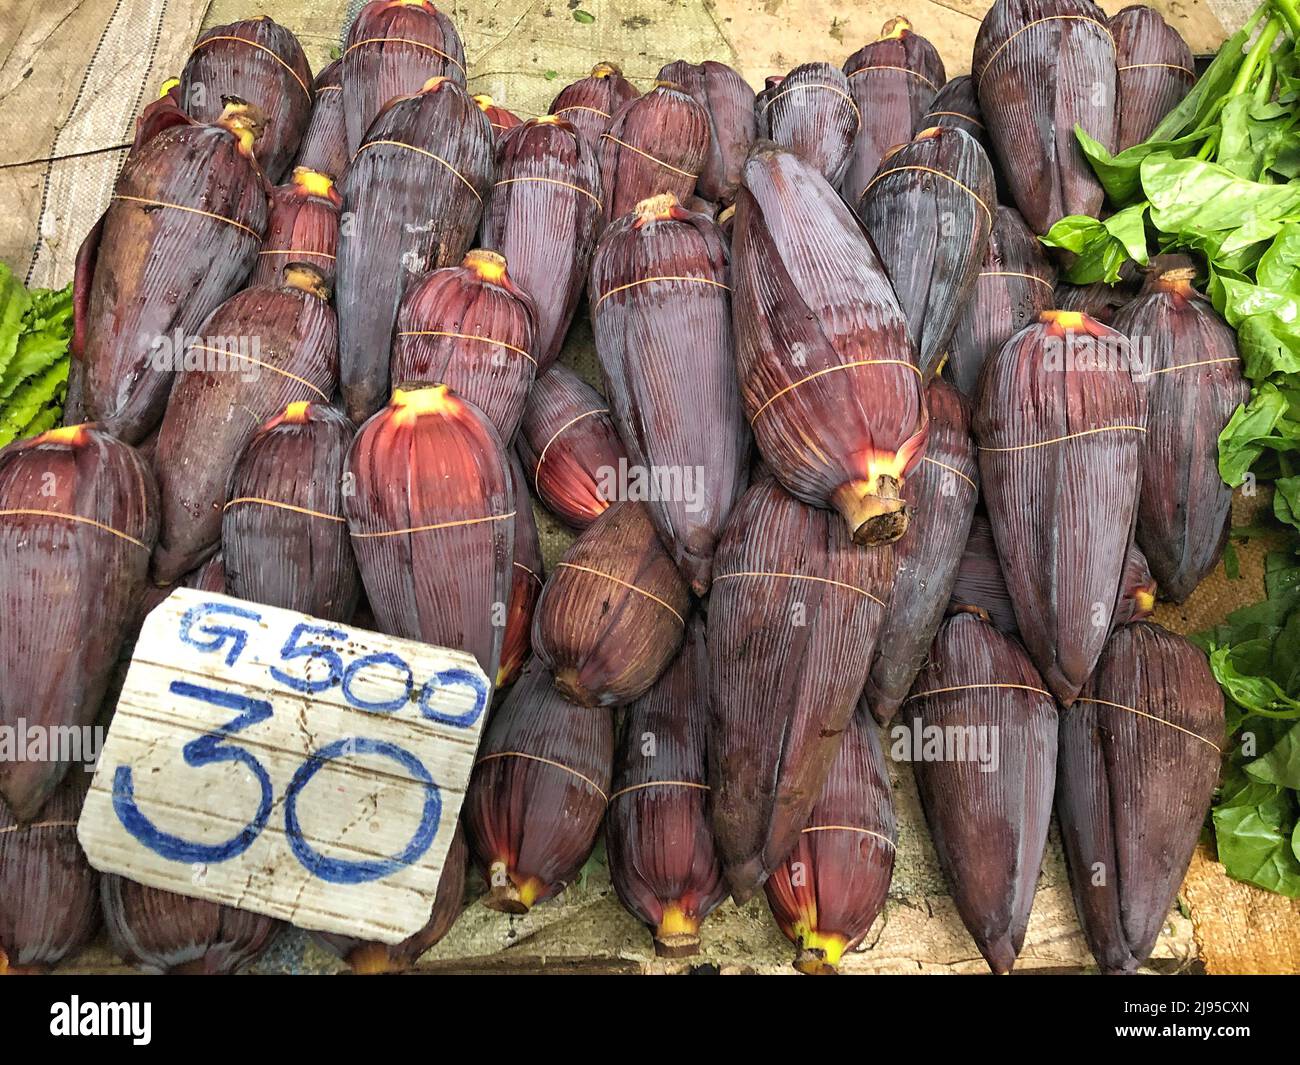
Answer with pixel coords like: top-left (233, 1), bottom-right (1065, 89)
top-left (16, 405), bottom-right (61, 440)
top-left (1218, 381), bottom-right (1294, 485)
top-left (0, 261), bottom-right (72, 449)
top-left (1039, 203), bottom-right (1149, 283)
top-left (0, 262), bottom-right (32, 383)
top-left (1275, 475), bottom-right (1300, 527)
top-left (1198, 547), bottom-right (1300, 894)
top-left (1074, 127), bottom-right (1203, 206)
top-left (0, 361), bottom-right (67, 447)
top-left (1143, 153), bottom-right (1300, 236)
top-left (1245, 721), bottom-right (1300, 787)
top-left (0, 285), bottom-right (72, 404)
top-left (1211, 774), bottom-right (1300, 896)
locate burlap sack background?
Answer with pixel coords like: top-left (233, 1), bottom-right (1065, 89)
top-left (2, 0), bottom-right (1295, 972)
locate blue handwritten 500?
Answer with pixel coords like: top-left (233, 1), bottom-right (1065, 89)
top-left (113, 601), bottom-right (489, 885)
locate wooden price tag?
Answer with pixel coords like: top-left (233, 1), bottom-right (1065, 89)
top-left (77, 588), bottom-right (490, 944)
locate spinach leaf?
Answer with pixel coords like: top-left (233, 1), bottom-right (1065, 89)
top-left (1256, 221), bottom-right (1300, 288)
top-left (1209, 645), bottom-right (1300, 716)
top-left (1212, 774), bottom-right (1300, 896)
top-left (1245, 720), bottom-right (1300, 786)
top-left (1074, 126), bottom-right (1201, 205)
top-left (1041, 203), bottom-right (1149, 284)
top-left (1144, 153), bottom-right (1300, 236)
top-left (1218, 383), bottom-right (1293, 485)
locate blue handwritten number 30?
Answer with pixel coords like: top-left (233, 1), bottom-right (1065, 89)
top-left (112, 602), bottom-right (486, 884)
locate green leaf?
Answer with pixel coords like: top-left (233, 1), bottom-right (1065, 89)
top-left (1216, 96), bottom-right (1254, 176)
top-left (1077, 125), bottom-right (1204, 206)
top-left (1076, 127), bottom-right (1142, 205)
top-left (1256, 222), bottom-right (1300, 291)
top-left (543, 69), bottom-right (559, 81)
top-left (0, 319), bottom-right (72, 405)
top-left (1206, 259), bottom-right (1253, 312)
top-left (1208, 644), bottom-right (1300, 718)
top-left (1204, 551), bottom-right (1300, 647)
top-left (1237, 307), bottom-right (1300, 381)
top-left (572, 9), bottom-right (595, 23)
top-left (1104, 202), bottom-right (1151, 263)
top-left (1265, 548), bottom-right (1300, 600)
top-left (0, 261), bottom-right (32, 385)
top-left (0, 359), bottom-right (68, 449)
top-left (1245, 721), bottom-right (1300, 788)
top-left (1213, 97), bottom-right (1295, 180)
top-left (1217, 274), bottom-right (1297, 328)
top-left (1222, 213), bottom-right (1290, 257)
top-left (1276, 476), bottom-right (1300, 530)
top-left (1039, 214), bottom-right (1100, 253)
top-left (1144, 154), bottom-right (1300, 241)
top-left (1224, 537), bottom-right (1242, 580)
top-left (1231, 636), bottom-right (1279, 679)
top-left (1272, 137), bottom-right (1300, 179)
top-left (1253, 120), bottom-right (1300, 183)
top-left (27, 285), bottom-right (72, 326)
top-left (1041, 204), bottom-right (1149, 285)
top-left (1272, 611), bottom-right (1300, 693)
top-left (15, 403), bottom-right (61, 441)
top-left (0, 282), bottom-right (72, 406)
top-left (1212, 786), bottom-right (1300, 897)
top-left (1217, 385), bottom-right (1290, 485)
top-left (1219, 757), bottom-right (1281, 807)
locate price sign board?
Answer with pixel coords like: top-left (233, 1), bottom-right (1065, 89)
top-left (78, 588), bottom-right (490, 944)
